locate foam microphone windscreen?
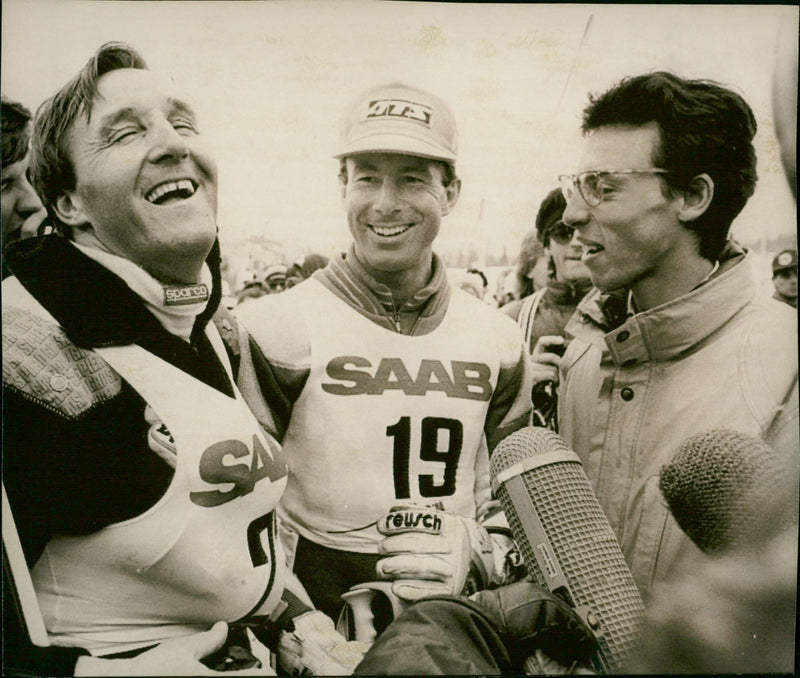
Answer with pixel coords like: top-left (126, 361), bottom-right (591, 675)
top-left (490, 426), bottom-right (644, 674)
top-left (659, 429), bottom-right (798, 554)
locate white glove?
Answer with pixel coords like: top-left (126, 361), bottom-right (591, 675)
top-left (276, 610), bottom-right (368, 676)
top-left (375, 504), bottom-right (497, 602)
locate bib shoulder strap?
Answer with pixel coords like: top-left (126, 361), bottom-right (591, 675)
top-left (517, 287), bottom-right (547, 348)
top-left (212, 306), bottom-right (241, 376)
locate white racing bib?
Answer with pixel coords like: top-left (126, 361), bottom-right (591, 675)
top-left (278, 281), bottom-right (500, 552)
top-left (10, 284), bottom-right (289, 655)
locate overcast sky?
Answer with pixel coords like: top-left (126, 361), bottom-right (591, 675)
top-left (2, 1), bottom-right (796, 262)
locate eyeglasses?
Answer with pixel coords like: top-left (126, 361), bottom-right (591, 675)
top-left (548, 221), bottom-right (576, 245)
top-left (558, 169), bottom-right (670, 207)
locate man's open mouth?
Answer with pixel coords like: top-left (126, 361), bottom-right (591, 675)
top-left (369, 223), bottom-right (412, 237)
top-left (145, 179), bottom-right (198, 205)
top-left (579, 238), bottom-right (604, 258)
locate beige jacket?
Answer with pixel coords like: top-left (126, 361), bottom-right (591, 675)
top-left (558, 249), bottom-right (798, 601)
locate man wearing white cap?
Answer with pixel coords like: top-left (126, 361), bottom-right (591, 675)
top-left (771, 249), bottom-right (797, 308)
top-left (236, 83), bottom-right (533, 621)
top-left (263, 264), bottom-right (288, 294)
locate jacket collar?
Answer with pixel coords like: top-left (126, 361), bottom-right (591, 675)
top-left (344, 244), bottom-right (448, 314)
top-left (568, 241), bottom-right (752, 364)
top-left (544, 278), bottom-right (594, 306)
top-left (4, 234), bottom-right (222, 348)
top-left (316, 245), bottom-right (450, 334)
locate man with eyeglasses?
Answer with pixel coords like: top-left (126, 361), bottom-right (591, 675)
top-left (551, 72), bottom-right (798, 602)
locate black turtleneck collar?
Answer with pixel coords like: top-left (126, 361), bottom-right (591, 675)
top-left (4, 234), bottom-right (222, 350)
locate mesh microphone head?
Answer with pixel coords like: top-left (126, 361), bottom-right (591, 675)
top-left (491, 427), bottom-right (644, 673)
top-left (659, 429), bottom-right (798, 554)
top-left (490, 428), bottom-right (566, 587)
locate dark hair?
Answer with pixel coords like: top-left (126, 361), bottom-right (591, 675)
top-left (29, 42), bottom-right (147, 236)
top-left (515, 229), bottom-right (546, 298)
top-left (1, 96), bottom-right (33, 168)
top-left (534, 188), bottom-right (567, 247)
top-left (338, 158), bottom-right (457, 188)
top-left (582, 71), bottom-right (757, 261)
top-left (299, 253), bottom-right (329, 278)
top-left (466, 268), bottom-right (488, 289)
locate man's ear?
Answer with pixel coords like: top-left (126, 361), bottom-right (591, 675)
top-left (54, 191), bottom-right (90, 229)
top-left (441, 177), bottom-right (461, 216)
top-left (677, 173), bottom-right (714, 223)
top-left (338, 159), bottom-right (350, 203)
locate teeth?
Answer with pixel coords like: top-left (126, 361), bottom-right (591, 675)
top-left (146, 179), bottom-right (196, 204)
top-left (370, 224), bottom-right (411, 237)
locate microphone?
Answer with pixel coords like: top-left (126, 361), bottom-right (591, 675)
top-left (659, 429), bottom-right (798, 554)
top-left (490, 426), bottom-right (644, 673)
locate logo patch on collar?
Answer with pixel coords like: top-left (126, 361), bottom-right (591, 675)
top-left (164, 284), bottom-right (210, 306)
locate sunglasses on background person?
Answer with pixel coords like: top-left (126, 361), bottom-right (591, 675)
top-left (266, 279), bottom-right (286, 291)
top-left (548, 221), bottom-right (577, 245)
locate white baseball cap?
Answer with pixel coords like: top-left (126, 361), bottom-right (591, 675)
top-left (334, 82), bottom-right (457, 162)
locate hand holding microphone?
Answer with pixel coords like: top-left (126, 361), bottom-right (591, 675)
top-left (530, 335), bottom-right (566, 385)
top-left (490, 426), bottom-right (645, 673)
top-left (469, 581), bottom-right (597, 673)
top-left (530, 336), bottom-right (568, 431)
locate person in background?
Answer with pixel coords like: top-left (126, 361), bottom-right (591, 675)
top-left (453, 267), bottom-right (488, 300)
top-left (507, 188), bottom-right (593, 430)
top-left (1, 95), bottom-right (48, 278)
top-left (492, 267), bottom-right (516, 308)
top-left (771, 248), bottom-right (797, 308)
top-left (263, 263), bottom-right (287, 294)
top-left (2, 42), bottom-right (361, 676)
top-left (554, 71), bottom-right (798, 602)
top-left (235, 274), bottom-right (267, 305)
top-left (235, 82), bottom-right (533, 621)
top-left (285, 253), bottom-right (329, 288)
top-left (500, 224), bottom-right (549, 315)
top-left (466, 267), bottom-right (488, 300)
